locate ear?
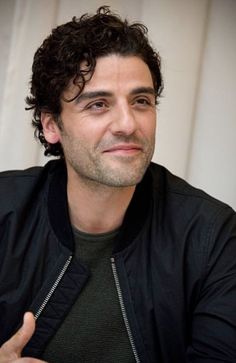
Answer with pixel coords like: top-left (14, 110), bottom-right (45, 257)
top-left (41, 112), bottom-right (61, 144)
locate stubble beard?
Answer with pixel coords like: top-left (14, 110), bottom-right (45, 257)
top-left (63, 134), bottom-right (155, 188)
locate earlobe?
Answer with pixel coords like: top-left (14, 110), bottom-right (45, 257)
top-left (41, 112), bottom-right (61, 144)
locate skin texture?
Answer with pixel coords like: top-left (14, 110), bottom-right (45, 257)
top-left (43, 55), bottom-right (156, 188)
top-left (42, 55), bottom-right (157, 233)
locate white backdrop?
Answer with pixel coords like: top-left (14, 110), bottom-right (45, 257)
top-left (0, 0), bottom-right (235, 209)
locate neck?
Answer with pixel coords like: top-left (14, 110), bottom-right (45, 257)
top-left (67, 171), bottom-right (136, 234)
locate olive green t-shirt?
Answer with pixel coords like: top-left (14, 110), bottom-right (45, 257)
top-left (42, 227), bottom-right (135, 362)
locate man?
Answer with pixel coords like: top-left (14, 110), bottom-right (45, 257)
top-left (0, 6), bottom-right (236, 363)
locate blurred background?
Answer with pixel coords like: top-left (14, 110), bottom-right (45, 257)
top-left (0, 0), bottom-right (235, 209)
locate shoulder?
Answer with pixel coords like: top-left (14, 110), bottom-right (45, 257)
top-left (148, 162), bottom-right (236, 249)
top-left (147, 163), bottom-right (236, 287)
top-left (0, 165), bottom-right (44, 183)
top-left (148, 162), bottom-right (234, 213)
top-left (0, 159), bottom-right (62, 183)
top-left (0, 159), bottom-right (64, 211)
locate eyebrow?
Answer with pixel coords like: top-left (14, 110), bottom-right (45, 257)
top-left (75, 87), bottom-right (156, 104)
top-left (75, 91), bottom-right (113, 104)
top-left (129, 87), bottom-right (156, 97)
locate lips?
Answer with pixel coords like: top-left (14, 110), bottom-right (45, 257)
top-left (103, 144), bottom-right (143, 153)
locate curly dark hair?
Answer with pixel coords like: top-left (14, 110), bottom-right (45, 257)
top-left (26, 6), bottom-right (163, 157)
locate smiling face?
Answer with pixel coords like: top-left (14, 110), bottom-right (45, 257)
top-left (42, 55), bottom-right (157, 188)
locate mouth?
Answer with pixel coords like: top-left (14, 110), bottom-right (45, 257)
top-left (103, 144), bottom-right (143, 155)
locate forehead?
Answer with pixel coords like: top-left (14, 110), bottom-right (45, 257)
top-left (64, 55), bottom-right (154, 99)
top-left (86, 54), bottom-right (153, 88)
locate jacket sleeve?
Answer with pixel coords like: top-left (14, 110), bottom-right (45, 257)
top-left (186, 206), bottom-right (236, 362)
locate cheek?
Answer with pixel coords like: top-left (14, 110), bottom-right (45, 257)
top-left (62, 125), bottom-right (102, 151)
top-left (141, 115), bottom-right (156, 138)
top-left (82, 124), bottom-right (108, 144)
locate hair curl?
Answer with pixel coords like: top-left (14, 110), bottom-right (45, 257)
top-left (26, 6), bottom-right (163, 157)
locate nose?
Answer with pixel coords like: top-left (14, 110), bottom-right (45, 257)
top-left (109, 101), bottom-right (137, 136)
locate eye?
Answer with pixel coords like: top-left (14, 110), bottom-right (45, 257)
top-left (136, 98), bottom-right (150, 105)
top-left (91, 101), bottom-right (106, 109)
top-left (86, 100), bottom-right (109, 112)
top-left (133, 97), bottom-right (154, 108)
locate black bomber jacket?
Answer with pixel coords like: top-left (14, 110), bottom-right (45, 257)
top-left (0, 160), bottom-right (236, 362)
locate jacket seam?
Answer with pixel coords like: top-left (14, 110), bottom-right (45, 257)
top-left (164, 188), bottom-right (227, 206)
top-left (197, 205), bottom-right (231, 299)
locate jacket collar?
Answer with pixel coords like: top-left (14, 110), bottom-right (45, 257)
top-left (47, 159), bottom-right (153, 253)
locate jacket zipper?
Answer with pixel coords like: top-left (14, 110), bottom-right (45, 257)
top-left (111, 257), bottom-right (140, 363)
top-left (34, 255), bottom-right (72, 320)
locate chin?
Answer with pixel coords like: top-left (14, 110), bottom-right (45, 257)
top-left (103, 171), bottom-right (146, 188)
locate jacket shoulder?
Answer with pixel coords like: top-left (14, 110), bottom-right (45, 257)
top-left (149, 162), bottom-right (234, 212)
top-left (0, 160), bottom-right (61, 212)
top-left (148, 162), bottom-right (236, 248)
top-left (0, 166), bottom-right (43, 181)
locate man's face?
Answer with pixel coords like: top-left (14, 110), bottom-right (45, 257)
top-left (46, 55), bottom-right (157, 187)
